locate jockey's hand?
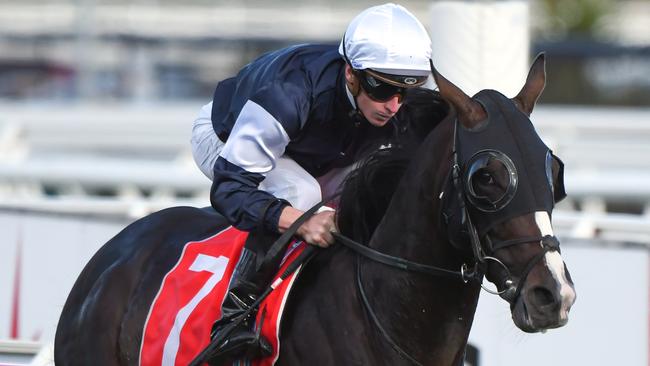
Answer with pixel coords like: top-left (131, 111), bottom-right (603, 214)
top-left (296, 210), bottom-right (337, 248)
top-left (278, 206), bottom-right (338, 248)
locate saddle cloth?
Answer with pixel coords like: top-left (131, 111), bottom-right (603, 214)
top-left (139, 226), bottom-right (306, 366)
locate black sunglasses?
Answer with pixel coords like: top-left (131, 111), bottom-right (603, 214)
top-left (356, 71), bottom-right (407, 102)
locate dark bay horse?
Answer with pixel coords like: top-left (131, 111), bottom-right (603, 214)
top-left (55, 54), bottom-right (576, 366)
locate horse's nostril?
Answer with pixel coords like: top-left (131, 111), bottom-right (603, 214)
top-left (530, 286), bottom-right (556, 308)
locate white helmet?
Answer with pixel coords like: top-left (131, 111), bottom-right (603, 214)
top-left (339, 3), bottom-right (432, 80)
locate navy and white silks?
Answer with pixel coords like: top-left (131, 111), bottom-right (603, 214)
top-left (191, 44), bottom-right (399, 233)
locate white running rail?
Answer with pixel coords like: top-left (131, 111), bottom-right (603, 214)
top-left (1, 103), bottom-right (649, 221)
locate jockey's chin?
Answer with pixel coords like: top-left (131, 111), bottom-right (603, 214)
top-left (366, 112), bottom-right (395, 127)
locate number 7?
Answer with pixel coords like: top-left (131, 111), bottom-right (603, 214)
top-left (162, 254), bottom-right (229, 366)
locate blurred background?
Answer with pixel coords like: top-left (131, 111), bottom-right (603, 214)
top-left (0, 1), bottom-right (648, 365)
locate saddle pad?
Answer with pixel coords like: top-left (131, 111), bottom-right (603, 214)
top-left (139, 226), bottom-right (306, 366)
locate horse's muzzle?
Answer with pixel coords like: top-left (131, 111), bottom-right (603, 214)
top-left (511, 251), bottom-right (576, 333)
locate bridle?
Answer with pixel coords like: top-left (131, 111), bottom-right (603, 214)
top-left (447, 118), bottom-right (562, 302)
top-left (333, 117), bottom-right (562, 365)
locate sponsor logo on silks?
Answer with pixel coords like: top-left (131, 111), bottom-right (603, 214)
top-left (404, 77), bottom-right (418, 85)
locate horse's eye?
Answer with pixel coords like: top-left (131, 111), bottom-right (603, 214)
top-left (476, 170), bottom-right (494, 185)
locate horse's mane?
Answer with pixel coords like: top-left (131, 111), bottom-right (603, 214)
top-left (336, 88), bottom-right (449, 244)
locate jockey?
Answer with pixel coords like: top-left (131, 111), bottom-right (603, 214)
top-left (190, 3), bottom-right (433, 362)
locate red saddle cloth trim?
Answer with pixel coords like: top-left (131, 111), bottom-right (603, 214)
top-left (139, 227), bottom-right (306, 366)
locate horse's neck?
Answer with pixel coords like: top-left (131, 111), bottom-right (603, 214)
top-left (370, 116), bottom-right (458, 265)
top-left (362, 117), bottom-right (481, 364)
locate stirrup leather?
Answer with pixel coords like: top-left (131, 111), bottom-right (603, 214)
top-left (207, 248), bottom-right (272, 364)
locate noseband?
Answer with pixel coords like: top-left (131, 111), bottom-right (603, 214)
top-left (483, 234), bottom-right (561, 303)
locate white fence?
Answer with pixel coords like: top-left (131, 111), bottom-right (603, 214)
top-left (533, 106), bottom-right (650, 206)
top-left (1, 103), bottom-right (649, 214)
top-left (1, 102), bottom-right (649, 249)
top-left (0, 339), bottom-right (43, 365)
top-left (0, 102), bottom-right (210, 208)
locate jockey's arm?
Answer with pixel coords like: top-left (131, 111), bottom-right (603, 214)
top-left (212, 86), bottom-right (337, 247)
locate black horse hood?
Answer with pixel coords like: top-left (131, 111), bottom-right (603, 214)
top-left (457, 89), bottom-right (561, 236)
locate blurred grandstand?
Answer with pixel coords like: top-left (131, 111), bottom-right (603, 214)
top-left (1, 102), bottom-right (650, 242)
top-left (0, 0), bottom-right (648, 102)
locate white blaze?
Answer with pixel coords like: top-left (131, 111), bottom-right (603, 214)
top-left (534, 211), bottom-right (554, 237)
top-left (535, 211), bottom-right (576, 319)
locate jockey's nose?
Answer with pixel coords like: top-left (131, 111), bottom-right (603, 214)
top-left (384, 95), bottom-right (402, 114)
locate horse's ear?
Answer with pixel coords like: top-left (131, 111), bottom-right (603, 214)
top-left (513, 53), bottom-right (546, 116)
top-left (430, 61), bottom-right (486, 129)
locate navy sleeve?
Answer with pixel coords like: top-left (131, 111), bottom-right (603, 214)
top-left (210, 157), bottom-right (289, 233)
top-left (210, 71), bottom-right (312, 232)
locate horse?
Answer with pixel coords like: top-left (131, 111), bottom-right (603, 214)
top-left (54, 54), bottom-right (576, 366)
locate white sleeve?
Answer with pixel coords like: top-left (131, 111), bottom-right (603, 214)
top-left (219, 100), bottom-right (291, 174)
